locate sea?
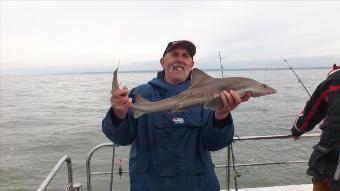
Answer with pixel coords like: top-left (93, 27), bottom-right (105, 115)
top-left (0, 68), bottom-right (328, 191)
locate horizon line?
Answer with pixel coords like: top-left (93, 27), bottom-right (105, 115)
top-left (78, 66), bottom-right (329, 75)
top-left (1, 66), bottom-right (330, 76)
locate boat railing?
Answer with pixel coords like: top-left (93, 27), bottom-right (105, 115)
top-left (37, 155), bottom-right (82, 191)
top-left (86, 143), bottom-right (116, 191)
top-left (85, 133), bottom-right (320, 191)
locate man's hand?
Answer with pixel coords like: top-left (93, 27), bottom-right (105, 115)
top-left (111, 87), bottom-right (132, 120)
top-left (215, 90), bottom-right (251, 120)
top-left (291, 122), bottom-right (303, 141)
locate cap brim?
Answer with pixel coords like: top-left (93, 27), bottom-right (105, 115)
top-left (164, 40), bottom-right (196, 57)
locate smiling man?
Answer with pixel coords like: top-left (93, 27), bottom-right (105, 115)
top-left (102, 40), bottom-right (250, 191)
top-left (160, 41), bottom-right (195, 84)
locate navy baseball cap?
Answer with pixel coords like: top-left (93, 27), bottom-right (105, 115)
top-left (162, 40), bottom-right (196, 58)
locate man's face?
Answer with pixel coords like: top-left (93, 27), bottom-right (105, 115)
top-left (160, 47), bottom-right (194, 84)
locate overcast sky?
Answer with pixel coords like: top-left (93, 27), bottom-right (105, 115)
top-left (1, 1), bottom-right (340, 75)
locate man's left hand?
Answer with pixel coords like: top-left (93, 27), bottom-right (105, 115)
top-left (215, 90), bottom-right (251, 120)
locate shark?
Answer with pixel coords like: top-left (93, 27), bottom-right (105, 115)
top-left (112, 68), bottom-right (277, 118)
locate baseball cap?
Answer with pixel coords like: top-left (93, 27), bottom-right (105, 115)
top-left (162, 40), bottom-right (196, 58)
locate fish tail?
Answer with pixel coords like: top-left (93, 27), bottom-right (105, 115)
top-left (112, 68), bottom-right (119, 92)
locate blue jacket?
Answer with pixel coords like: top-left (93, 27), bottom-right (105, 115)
top-left (102, 72), bottom-right (235, 191)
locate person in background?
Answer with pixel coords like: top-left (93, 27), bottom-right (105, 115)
top-left (291, 64), bottom-right (340, 191)
top-left (102, 40), bottom-right (250, 191)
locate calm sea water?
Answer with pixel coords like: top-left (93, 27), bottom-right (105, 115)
top-left (0, 68), bottom-right (328, 191)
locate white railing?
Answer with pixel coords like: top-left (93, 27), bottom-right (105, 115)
top-left (85, 133), bottom-right (320, 191)
top-left (37, 155), bottom-right (82, 191)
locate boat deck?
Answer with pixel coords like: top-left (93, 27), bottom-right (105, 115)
top-left (227, 184), bottom-right (312, 191)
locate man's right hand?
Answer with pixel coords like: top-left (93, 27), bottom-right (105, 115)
top-left (111, 87), bottom-right (132, 120)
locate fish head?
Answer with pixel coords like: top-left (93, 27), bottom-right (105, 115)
top-left (232, 78), bottom-right (277, 98)
top-left (247, 83), bottom-right (277, 97)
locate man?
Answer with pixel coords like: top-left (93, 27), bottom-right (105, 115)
top-left (291, 64), bottom-right (340, 191)
top-left (102, 40), bottom-right (249, 191)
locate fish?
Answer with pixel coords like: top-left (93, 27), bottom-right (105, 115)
top-left (112, 68), bottom-right (277, 118)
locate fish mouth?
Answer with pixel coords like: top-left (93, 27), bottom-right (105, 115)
top-left (264, 88), bottom-right (277, 95)
top-left (251, 88), bottom-right (277, 97)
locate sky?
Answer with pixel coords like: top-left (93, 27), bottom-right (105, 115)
top-left (1, 0), bottom-right (340, 75)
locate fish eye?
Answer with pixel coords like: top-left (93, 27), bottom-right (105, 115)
top-left (262, 84), bottom-right (268, 88)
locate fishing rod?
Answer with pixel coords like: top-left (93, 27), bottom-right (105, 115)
top-left (219, 51), bottom-right (239, 191)
top-left (219, 51), bottom-right (224, 77)
top-left (283, 59), bottom-right (311, 97)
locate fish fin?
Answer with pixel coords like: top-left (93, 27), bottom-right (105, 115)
top-left (131, 109), bottom-right (145, 118)
top-left (135, 95), bottom-right (150, 105)
top-left (204, 95), bottom-right (223, 110)
top-left (131, 95), bottom-right (149, 118)
top-left (170, 105), bottom-right (184, 113)
top-left (112, 68), bottom-right (119, 92)
top-left (189, 68), bottom-right (213, 89)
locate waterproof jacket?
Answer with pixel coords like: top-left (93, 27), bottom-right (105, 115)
top-left (102, 71), bottom-right (235, 191)
top-left (291, 65), bottom-right (340, 189)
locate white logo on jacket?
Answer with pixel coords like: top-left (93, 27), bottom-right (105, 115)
top-left (172, 117), bottom-right (184, 124)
